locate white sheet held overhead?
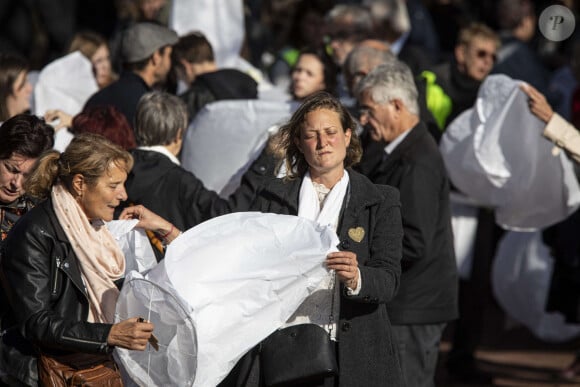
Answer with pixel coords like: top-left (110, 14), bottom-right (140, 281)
top-left (169, 0), bottom-right (243, 68)
top-left (440, 74), bottom-right (580, 230)
top-left (181, 99), bottom-right (295, 196)
top-left (33, 51), bottom-right (98, 117)
top-left (33, 51), bottom-right (99, 151)
top-left (115, 212), bottom-right (339, 387)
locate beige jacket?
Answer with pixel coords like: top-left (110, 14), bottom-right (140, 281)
top-left (544, 113), bottom-right (580, 163)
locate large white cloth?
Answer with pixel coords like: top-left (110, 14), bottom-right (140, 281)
top-left (33, 51), bottom-right (98, 151)
top-left (440, 74), bottom-right (580, 230)
top-left (180, 99), bottom-right (296, 196)
top-left (449, 193), bottom-right (479, 280)
top-left (115, 212), bottom-right (339, 387)
top-left (492, 231), bottom-right (580, 342)
top-left (106, 219), bottom-right (157, 274)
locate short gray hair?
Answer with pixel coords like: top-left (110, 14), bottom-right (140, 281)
top-left (326, 4), bottom-right (374, 34)
top-left (344, 45), bottom-right (397, 79)
top-left (356, 60), bottom-right (419, 115)
top-left (134, 91), bottom-right (188, 146)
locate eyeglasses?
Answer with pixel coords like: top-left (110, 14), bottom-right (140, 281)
top-left (475, 49), bottom-right (497, 63)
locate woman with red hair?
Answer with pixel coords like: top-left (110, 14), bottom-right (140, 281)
top-left (71, 105), bottom-right (136, 151)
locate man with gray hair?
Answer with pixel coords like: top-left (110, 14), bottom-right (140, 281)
top-left (343, 42), bottom-right (396, 97)
top-left (356, 60), bottom-right (458, 387)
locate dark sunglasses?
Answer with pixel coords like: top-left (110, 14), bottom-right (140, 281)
top-left (475, 49), bottom-right (497, 63)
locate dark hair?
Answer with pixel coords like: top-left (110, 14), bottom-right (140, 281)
top-left (25, 133), bottom-right (133, 199)
top-left (497, 0), bottom-right (534, 30)
top-left (0, 114), bottom-right (54, 160)
top-left (124, 45), bottom-right (170, 71)
top-left (291, 46), bottom-right (338, 98)
top-left (287, 0), bottom-right (334, 49)
top-left (0, 52), bottom-right (29, 121)
top-left (72, 106), bottom-right (136, 150)
top-left (277, 91), bottom-right (361, 179)
top-left (172, 31), bottom-right (214, 65)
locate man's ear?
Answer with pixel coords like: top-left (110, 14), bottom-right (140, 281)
top-left (392, 98), bottom-right (404, 112)
top-left (175, 128), bottom-right (184, 142)
top-left (455, 44), bottom-right (466, 65)
top-left (72, 173), bottom-right (85, 197)
top-left (150, 50), bottom-right (161, 66)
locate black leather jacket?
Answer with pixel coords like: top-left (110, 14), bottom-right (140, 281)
top-left (1, 198), bottom-right (112, 385)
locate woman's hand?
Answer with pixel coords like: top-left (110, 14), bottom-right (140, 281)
top-left (107, 317), bottom-right (154, 350)
top-left (520, 83), bottom-right (554, 123)
top-left (44, 109), bottom-right (73, 131)
top-left (119, 205), bottom-right (181, 244)
top-left (326, 251), bottom-right (359, 289)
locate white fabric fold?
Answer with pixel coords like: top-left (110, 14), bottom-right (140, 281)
top-left (115, 212), bottom-right (339, 387)
top-left (441, 74), bottom-right (580, 230)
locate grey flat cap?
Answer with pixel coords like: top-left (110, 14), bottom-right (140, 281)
top-left (122, 22), bottom-right (179, 63)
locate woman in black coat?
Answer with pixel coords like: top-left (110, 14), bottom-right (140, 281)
top-left (228, 92), bottom-right (404, 387)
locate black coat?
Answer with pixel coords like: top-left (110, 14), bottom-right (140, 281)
top-left (361, 122), bottom-right (458, 325)
top-left (84, 71), bottom-right (151, 127)
top-left (250, 169), bottom-right (404, 387)
top-left (124, 149), bottom-right (274, 231)
top-left (180, 68), bottom-right (258, 121)
top-left (0, 198), bottom-right (113, 385)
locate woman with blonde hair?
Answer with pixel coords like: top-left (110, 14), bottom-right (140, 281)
top-left (0, 133), bottom-right (181, 385)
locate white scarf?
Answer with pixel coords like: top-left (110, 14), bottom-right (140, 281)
top-left (298, 171), bottom-right (349, 230)
top-left (287, 170), bottom-right (349, 337)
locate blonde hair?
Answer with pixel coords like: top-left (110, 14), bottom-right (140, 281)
top-left (26, 133), bottom-right (133, 199)
top-left (457, 23), bottom-right (500, 48)
top-left (68, 30), bottom-right (107, 60)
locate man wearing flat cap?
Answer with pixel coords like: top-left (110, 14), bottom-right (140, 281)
top-left (84, 22), bottom-right (178, 127)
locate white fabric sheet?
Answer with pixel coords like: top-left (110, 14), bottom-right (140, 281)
top-left (33, 51), bottom-right (98, 152)
top-left (492, 231), bottom-right (580, 342)
top-left (107, 219), bottom-right (157, 274)
top-left (115, 268), bottom-right (197, 387)
top-left (115, 212), bottom-right (339, 386)
top-left (441, 74), bottom-right (580, 230)
top-left (180, 99), bottom-right (296, 196)
top-left (449, 193), bottom-right (479, 280)
top-left (169, 0), bottom-right (243, 68)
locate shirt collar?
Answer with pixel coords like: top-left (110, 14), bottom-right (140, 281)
top-left (384, 126), bottom-right (413, 156)
top-left (138, 145), bottom-right (181, 165)
top-left (389, 31), bottom-right (410, 56)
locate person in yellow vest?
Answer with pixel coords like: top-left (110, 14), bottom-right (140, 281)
top-left (421, 23), bottom-right (499, 131)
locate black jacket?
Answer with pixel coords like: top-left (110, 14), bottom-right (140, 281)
top-left (1, 198), bottom-right (113, 385)
top-left (84, 71), bottom-right (151, 127)
top-left (124, 148), bottom-right (274, 232)
top-left (360, 122), bottom-right (458, 324)
top-left (180, 68), bottom-right (258, 121)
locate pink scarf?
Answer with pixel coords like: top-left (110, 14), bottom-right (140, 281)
top-left (51, 183), bottom-right (125, 323)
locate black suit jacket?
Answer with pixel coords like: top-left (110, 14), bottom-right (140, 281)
top-left (359, 122), bottom-right (458, 324)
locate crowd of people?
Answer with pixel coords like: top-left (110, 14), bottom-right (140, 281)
top-left (1, 0), bottom-right (580, 386)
